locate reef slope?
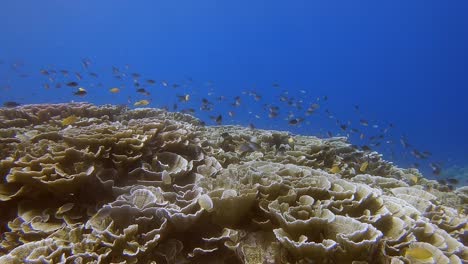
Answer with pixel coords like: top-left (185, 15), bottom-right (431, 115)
top-left (0, 103), bottom-right (466, 263)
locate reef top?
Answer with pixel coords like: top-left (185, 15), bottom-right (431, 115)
top-left (0, 103), bottom-right (466, 263)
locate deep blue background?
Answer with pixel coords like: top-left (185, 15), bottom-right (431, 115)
top-left (1, 0), bottom-right (467, 179)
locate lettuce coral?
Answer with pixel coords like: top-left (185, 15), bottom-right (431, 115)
top-left (0, 103), bottom-right (466, 263)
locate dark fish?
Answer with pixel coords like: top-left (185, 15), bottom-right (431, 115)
top-left (340, 124), bottom-right (348, 131)
top-left (81, 58), bottom-right (91, 69)
top-left (89, 72), bottom-right (98, 78)
top-left (359, 119), bottom-right (369, 126)
top-left (147, 79), bottom-right (156, 85)
top-left (173, 103), bottom-right (178, 111)
top-left (249, 123), bottom-right (255, 129)
top-left (66, 81), bottom-right (79, 87)
top-left (3, 101), bottom-right (21, 107)
top-left (361, 145), bottom-right (371, 151)
top-left (112, 66), bottom-right (120, 75)
top-left (132, 73), bottom-right (141, 79)
top-left (200, 104), bottom-right (213, 111)
top-left (411, 150), bottom-right (425, 159)
top-left (354, 105), bottom-right (360, 111)
top-left (136, 88), bottom-right (150, 96)
top-left (269, 111), bottom-right (279, 118)
top-left (327, 131), bottom-right (333, 137)
top-left (239, 141), bottom-right (261, 153)
top-left (288, 118), bottom-right (303, 126)
top-left (272, 83), bottom-right (280, 88)
top-left (437, 179), bottom-right (447, 185)
top-left (422, 151), bottom-right (432, 158)
top-left (215, 115), bottom-right (222, 125)
top-left (75, 72), bottom-right (83, 80)
top-left (60, 70), bottom-right (69, 76)
top-left (429, 163), bottom-right (441, 175)
top-left (306, 103), bottom-right (320, 115)
top-left (446, 178), bottom-right (459, 185)
top-left (232, 96), bottom-right (241, 107)
top-left (269, 106), bottom-right (279, 112)
top-left (268, 105), bottom-right (280, 118)
top-left (40, 69), bottom-right (49, 75)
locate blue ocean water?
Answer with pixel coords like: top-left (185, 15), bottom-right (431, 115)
top-left (0, 0), bottom-right (467, 184)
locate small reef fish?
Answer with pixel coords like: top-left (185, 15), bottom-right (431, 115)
top-left (330, 165), bottom-right (340, 174)
top-left (210, 115), bottom-right (223, 125)
top-left (40, 69), bottom-right (49, 75)
top-left (66, 81), bottom-right (79, 87)
top-left (75, 72), bottom-right (83, 80)
top-left (136, 88), bottom-right (150, 96)
top-left (109, 87), bottom-right (120, 93)
top-left (81, 58), bottom-right (92, 69)
top-left (400, 137), bottom-right (410, 148)
top-left (73, 87), bottom-right (87, 96)
top-left (429, 162), bottom-right (442, 175)
top-left (232, 96), bottom-right (241, 107)
top-left (177, 94), bottom-right (190, 102)
top-left (239, 141), bottom-right (261, 153)
top-left (61, 115), bottom-right (78, 126)
top-left (360, 161), bottom-right (369, 172)
top-left (288, 118), bottom-right (303, 126)
top-left (446, 178), bottom-right (459, 185)
top-left (134, 99), bottom-right (150, 106)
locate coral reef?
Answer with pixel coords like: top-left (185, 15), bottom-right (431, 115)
top-left (0, 103), bottom-right (466, 263)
